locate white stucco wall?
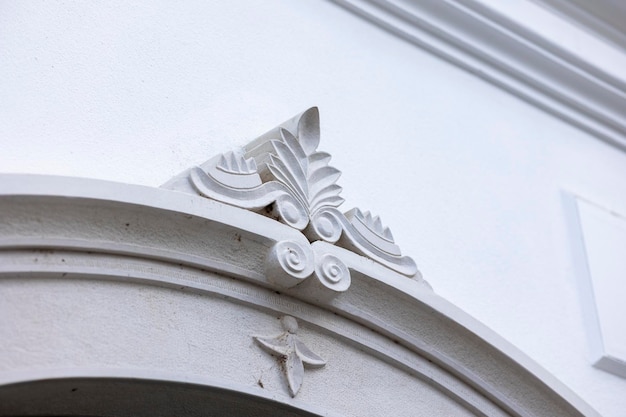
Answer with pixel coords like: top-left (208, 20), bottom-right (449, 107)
top-left (1, 1), bottom-right (625, 415)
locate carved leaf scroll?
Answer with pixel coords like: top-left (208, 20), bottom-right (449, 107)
top-left (167, 107), bottom-right (419, 280)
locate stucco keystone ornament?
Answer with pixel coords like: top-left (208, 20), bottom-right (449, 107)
top-left (164, 107), bottom-right (420, 293)
top-left (254, 316), bottom-right (325, 397)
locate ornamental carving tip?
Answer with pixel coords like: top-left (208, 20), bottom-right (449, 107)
top-left (167, 107), bottom-right (419, 278)
top-left (254, 316), bottom-right (325, 397)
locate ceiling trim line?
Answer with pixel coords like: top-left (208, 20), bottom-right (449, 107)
top-left (331, 0), bottom-right (626, 151)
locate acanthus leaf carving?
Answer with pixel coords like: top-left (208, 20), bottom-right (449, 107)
top-left (165, 107), bottom-right (420, 289)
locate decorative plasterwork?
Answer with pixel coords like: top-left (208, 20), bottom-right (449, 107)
top-left (563, 193), bottom-right (626, 379)
top-left (330, 0), bottom-right (626, 151)
top-left (164, 107), bottom-right (418, 296)
top-left (0, 174), bottom-right (601, 417)
top-left (254, 316), bottom-right (325, 397)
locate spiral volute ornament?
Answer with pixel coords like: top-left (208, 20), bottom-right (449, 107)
top-left (275, 194), bottom-right (309, 230)
top-left (314, 253), bottom-right (351, 292)
top-left (266, 240), bottom-right (315, 288)
top-left (308, 208), bottom-right (343, 243)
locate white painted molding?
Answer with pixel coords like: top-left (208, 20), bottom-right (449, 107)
top-left (163, 107), bottom-right (419, 279)
top-left (533, 0), bottom-right (626, 51)
top-left (330, 0), bottom-right (626, 150)
top-left (563, 192), bottom-right (626, 379)
top-left (0, 173), bottom-right (600, 416)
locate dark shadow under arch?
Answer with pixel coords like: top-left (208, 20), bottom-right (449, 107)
top-left (0, 376), bottom-right (325, 417)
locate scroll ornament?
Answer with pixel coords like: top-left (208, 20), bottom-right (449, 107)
top-left (184, 107), bottom-right (419, 292)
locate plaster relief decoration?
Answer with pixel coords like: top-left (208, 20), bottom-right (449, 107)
top-left (254, 316), bottom-right (325, 397)
top-left (164, 107), bottom-right (419, 293)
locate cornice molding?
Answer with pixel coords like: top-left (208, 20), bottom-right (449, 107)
top-left (533, 0), bottom-right (626, 50)
top-left (331, 0), bottom-right (626, 151)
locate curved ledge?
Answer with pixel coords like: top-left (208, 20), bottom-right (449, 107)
top-left (0, 174), bottom-right (599, 416)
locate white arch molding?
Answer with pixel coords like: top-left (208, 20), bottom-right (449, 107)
top-left (0, 109), bottom-right (598, 416)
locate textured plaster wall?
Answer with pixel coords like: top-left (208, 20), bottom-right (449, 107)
top-left (1, 1), bottom-right (625, 415)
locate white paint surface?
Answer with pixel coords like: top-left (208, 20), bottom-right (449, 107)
top-left (1, 1), bottom-right (625, 415)
top-left (574, 198), bottom-right (626, 376)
